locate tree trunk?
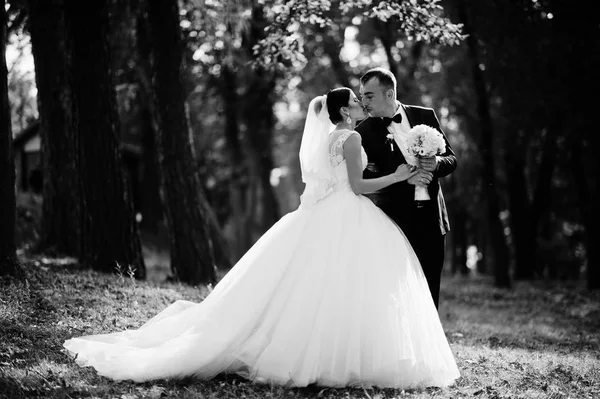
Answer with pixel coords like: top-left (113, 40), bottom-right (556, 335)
top-left (529, 123), bottom-right (559, 275)
top-left (459, 0), bottom-right (511, 288)
top-left (0, 2), bottom-right (24, 278)
top-left (109, 0), bottom-right (165, 234)
top-left (475, 211), bottom-right (489, 274)
top-left (145, 0), bottom-right (222, 284)
top-left (138, 100), bottom-right (164, 232)
top-left (445, 174), bottom-right (469, 275)
top-left (28, 0), bottom-right (81, 257)
top-left (374, 19), bottom-right (399, 78)
top-left (571, 135), bottom-right (600, 290)
top-left (319, 27), bottom-right (351, 88)
top-left (553, 0), bottom-right (600, 290)
top-left (241, 1), bottom-right (280, 243)
top-left (219, 3), bottom-right (282, 258)
top-left (506, 119), bottom-right (560, 281)
top-left (451, 206), bottom-right (469, 275)
top-left (505, 142), bottom-right (533, 280)
top-left (221, 64), bottom-right (251, 260)
top-left (243, 70), bottom-right (280, 242)
top-left (132, 7), bottom-right (164, 234)
top-left (108, 0), bottom-right (138, 85)
top-left (586, 176), bottom-right (600, 290)
top-left (585, 119), bottom-right (600, 290)
top-left (64, 0), bottom-right (145, 278)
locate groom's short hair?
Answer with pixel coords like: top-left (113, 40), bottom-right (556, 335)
top-left (360, 67), bottom-right (397, 94)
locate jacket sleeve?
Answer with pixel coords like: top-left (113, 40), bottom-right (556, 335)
top-left (356, 120), bottom-right (385, 180)
top-left (428, 109), bottom-right (457, 178)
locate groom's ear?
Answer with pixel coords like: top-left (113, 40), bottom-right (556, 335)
top-left (386, 89), bottom-right (395, 100)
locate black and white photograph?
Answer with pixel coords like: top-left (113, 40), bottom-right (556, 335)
top-left (1, 0), bottom-right (598, 398)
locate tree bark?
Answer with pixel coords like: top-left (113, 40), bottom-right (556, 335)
top-left (552, 0), bottom-right (600, 290)
top-left (64, 0), bottom-right (145, 277)
top-left (221, 64), bottom-right (251, 260)
top-left (475, 210), bottom-right (489, 274)
top-left (459, 0), bottom-right (511, 288)
top-left (586, 166), bottom-right (600, 290)
top-left (138, 97), bottom-right (164, 232)
top-left (319, 27), bottom-right (351, 88)
top-left (241, 1), bottom-right (281, 243)
top-left (108, 0), bottom-right (138, 85)
top-left (451, 206), bottom-right (469, 275)
top-left (374, 19), bottom-right (399, 78)
top-left (528, 123), bottom-right (559, 276)
top-left (28, 0), bottom-right (82, 257)
top-left (109, 0), bottom-right (165, 233)
top-left (571, 134), bottom-right (600, 290)
top-left (145, 0), bottom-right (222, 284)
top-left (445, 174), bottom-right (469, 275)
top-left (243, 70), bottom-right (280, 242)
top-left (505, 140), bottom-right (533, 280)
top-left (132, 7), bottom-right (164, 233)
top-left (0, 2), bottom-right (24, 278)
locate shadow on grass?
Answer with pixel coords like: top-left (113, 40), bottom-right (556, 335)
top-left (2, 259), bottom-right (599, 398)
top-left (0, 374), bottom-right (33, 399)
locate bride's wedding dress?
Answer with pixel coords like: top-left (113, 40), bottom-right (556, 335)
top-left (63, 129), bottom-right (460, 389)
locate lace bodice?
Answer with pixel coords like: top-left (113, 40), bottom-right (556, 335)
top-left (328, 130), bottom-right (368, 192)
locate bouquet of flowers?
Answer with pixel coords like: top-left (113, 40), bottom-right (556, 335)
top-left (405, 124), bottom-right (446, 158)
top-left (404, 124), bottom-right (446, 201)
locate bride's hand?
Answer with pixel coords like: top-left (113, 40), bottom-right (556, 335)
top-left (393, 164), bottom-right (418, 182)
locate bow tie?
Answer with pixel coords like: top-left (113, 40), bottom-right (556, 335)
top-left (382, 114), bottom-right (403, 126)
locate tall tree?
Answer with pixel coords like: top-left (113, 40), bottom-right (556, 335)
top-left (63, 0), bottom-right (145, 277)
top-left (462, 0), bottom-right (598, 286)
top-left (0, 0), bottom-right (24, 278)
top-left (458, 0), bottom-right (510, 288)
top-left (184, 2), bottom-right (282, 259)
top-left (145, 0), bottom-right (224, 284)
top-left (318, 25), bottom-right (351, 88)
top-left (109, 0), bottom-right (165, 233)
top-left (28, 0), bottom-right (81, 257)
top-left (473, 0), bottom-right (559, 281)
top-left (240, 1), bottom-right (281, 243)
top-left (219, 62), bottom-right (250, 259)
top-left (555, 0), bottom-right (600, 289)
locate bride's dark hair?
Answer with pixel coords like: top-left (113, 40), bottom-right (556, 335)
top-left (325, 88), bottom-right (351, 124)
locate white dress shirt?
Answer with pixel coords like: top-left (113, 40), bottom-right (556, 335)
top-left (386, 101), bottom-right (416, 166)
top-left (386, 101), bottom-right (431, 200)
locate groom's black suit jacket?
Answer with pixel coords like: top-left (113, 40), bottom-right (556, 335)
top-left (355, 104), bottom-right (457, 236)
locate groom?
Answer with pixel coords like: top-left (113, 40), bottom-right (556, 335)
top-left (355, 67), bottom-right (457, 309)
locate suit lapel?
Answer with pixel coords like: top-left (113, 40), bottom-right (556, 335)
top-left (402, 104), bottom-right (417, 128)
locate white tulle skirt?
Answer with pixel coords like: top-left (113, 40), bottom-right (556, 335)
top-left (63, 190), bottom-right (460, 389)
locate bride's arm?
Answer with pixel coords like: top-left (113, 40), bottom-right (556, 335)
top-left (344, 134), bottom-right (416, 195)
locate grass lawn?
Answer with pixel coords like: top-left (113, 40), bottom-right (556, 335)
top-left (1, 256), bottom-right (599, 399)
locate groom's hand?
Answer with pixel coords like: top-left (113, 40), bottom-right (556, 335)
top-left (366, 163), bottom-right (379, 173)
top-left (407, 169), bottom-right (433, 186)
top-left (418, 156), bottom-right (439, 172)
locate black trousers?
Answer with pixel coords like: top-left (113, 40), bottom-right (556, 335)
top-left (394, 201), bottom-right (445, 309)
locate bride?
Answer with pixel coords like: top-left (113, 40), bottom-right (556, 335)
top-left (63, 88), bottom-right (460, 389)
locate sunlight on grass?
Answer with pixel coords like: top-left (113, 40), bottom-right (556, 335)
top-left (1, 261), bottom-right (599, 398)
top-left (451, 343), bottom-right (599, 398)
top-left (142, 244), bottom-right (171, 284)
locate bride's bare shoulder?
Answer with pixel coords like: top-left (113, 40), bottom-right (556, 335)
top-left (330, 129), bottom-right (360, 143)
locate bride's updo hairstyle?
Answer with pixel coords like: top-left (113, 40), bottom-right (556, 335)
top-left (325, 88), bottom-right (352, 124)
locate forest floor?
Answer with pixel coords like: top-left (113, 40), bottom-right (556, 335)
top-left (1, 255), bottom-right (599, 399)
